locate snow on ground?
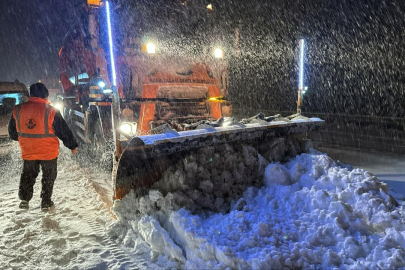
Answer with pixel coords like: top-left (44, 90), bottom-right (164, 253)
top-left (0, 142), bottom-right (159, 270)
top-left (2, 140), bottom-right (405, 269)
top-left (319, 146), bottom-right (405, 203)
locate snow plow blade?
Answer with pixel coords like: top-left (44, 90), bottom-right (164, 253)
top-left (113, 117), bottom-right (324, 200)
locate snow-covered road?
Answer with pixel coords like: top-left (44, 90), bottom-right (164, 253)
top-left (0, 142), bottom-right (158, 270)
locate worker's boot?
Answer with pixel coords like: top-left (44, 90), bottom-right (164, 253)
top-left (19, 200), bottom-right (29, 210)
top-left (41, 201), bottom-right (54, 212)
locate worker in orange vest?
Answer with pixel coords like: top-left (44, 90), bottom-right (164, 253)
top-left (8, 83), bottom-right (78, 211)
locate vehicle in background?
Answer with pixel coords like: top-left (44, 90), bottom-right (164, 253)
top-left (48, 88), bottom-right (64, 112)
top-left (48, 88), bottom-right (63, 102)
top-left (0, 80), bottom-right (29, 139)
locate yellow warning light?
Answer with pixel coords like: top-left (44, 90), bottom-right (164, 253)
top-left (87, 0), bottom-right (102, 6)
top-left (208, 97), bottom-right (224, 102)
top-left (207, 4), bottom-right (213, 11)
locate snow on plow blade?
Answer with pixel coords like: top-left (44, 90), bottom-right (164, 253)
top-left (113, 117), bottom-right (324, 200)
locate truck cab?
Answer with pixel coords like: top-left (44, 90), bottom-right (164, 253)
top-left (58, 1), bottom-right (231, 150)
top-left (0, 81), bottom-right (29, 139)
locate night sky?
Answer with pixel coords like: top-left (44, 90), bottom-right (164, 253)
top-left (1, 0), bottom-right (405, 117)
top-left (0, 0), bottom-right (83, 85)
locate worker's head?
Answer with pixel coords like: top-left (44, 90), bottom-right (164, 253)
top-left (30, 83), bottom-right (49, 99)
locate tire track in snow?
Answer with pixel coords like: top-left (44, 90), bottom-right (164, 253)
top-left (79, 212), bottom-right (145, 269)
top-left (66, 153), bottom-right (153, 269)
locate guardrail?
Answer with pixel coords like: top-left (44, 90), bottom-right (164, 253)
top-left (233, 109), bottom-right (405, 154)
top-left (308, 113), bottom-right (405, 154)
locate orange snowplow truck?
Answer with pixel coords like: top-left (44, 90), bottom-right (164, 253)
top-left (57, 1), bottom-right (325, 201)
top-left (57, 0), bottom-right (230, 146)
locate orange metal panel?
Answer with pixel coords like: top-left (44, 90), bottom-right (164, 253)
top-left (208, 85), bottom-right (221, 98)
top-left (143, 84), bottom-right (222, 98)
top-left (138, 102), bottom-right (156, 135)
top-left (142, 85), bottom-right (159, 98)
top-left (209, 101), bottom-right (222, 119)
top-left (89, 102), bottom-right (112, 106)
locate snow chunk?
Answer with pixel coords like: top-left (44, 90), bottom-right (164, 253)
top-left (138, 216), bottom-right (186, 263)
top-left (264, 163), bottom-right (291, 186)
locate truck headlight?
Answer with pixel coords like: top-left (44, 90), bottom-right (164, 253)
top-left (146, 43), bottom-right (156, 54)
top-left (54, 102), bottom-right (64, 111)
top-left (119, 122), bottom-right (137, 137)
top-left (119, 123), bottom-right (132, 134)
top-left (214, 48), bottom-right (224, 59)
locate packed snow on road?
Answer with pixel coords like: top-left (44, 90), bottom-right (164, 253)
top-left (1, 141), bottom-right (405, 269)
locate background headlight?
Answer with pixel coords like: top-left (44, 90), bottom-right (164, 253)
top-left (98, 81), bottom-right (106, 88)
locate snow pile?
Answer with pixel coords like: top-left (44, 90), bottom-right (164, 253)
top-left (151, 144), bottom-right (268, 214)
top-left (109, 150), bottom-right (405, 269)
top-left (132, 140), bottom-right (310, 215)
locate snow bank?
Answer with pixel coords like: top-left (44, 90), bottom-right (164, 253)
top-left (109, 149), bottom-right (405, 269)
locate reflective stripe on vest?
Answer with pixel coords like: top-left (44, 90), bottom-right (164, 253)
top-left (15, 104), bottom-right (57, 138)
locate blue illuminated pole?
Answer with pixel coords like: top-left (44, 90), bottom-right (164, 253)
top-left (297, 39), bottom-right (305, 114)
top-left (105, 1), bottom-right (123, 171)
top-left (106, 1), bottom-right (117, 86)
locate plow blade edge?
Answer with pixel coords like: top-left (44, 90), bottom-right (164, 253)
top-left (113, 118), bottom-right (324, 200)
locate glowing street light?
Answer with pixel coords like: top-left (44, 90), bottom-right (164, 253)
top-left (299, 39), bottom-right (305, 91)
top-left (297, 39), bottom-right (305, 114)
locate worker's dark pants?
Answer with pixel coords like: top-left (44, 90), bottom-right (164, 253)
top-left (19, 159), bottom-right (57, 205)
